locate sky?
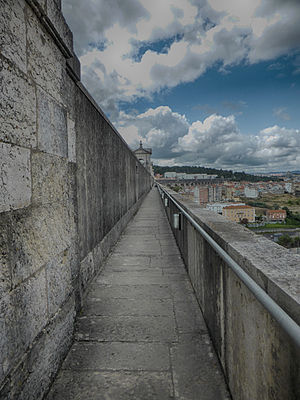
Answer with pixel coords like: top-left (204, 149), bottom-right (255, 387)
top-left (62, 0), bottom-right (300, 173)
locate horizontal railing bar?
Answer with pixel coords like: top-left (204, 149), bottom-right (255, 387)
top-left (157, 183), bottom-right (300, 348)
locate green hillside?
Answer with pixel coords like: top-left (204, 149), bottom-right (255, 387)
top-left (153, 165), bottom-right (281, 182)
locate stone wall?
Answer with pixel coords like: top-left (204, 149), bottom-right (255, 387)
top-left (75, 84), bottom-right (153, 299)
top-left (160, 187), bottom-right (300, 400)
top-left (0, 1), bottom-right (152, 398)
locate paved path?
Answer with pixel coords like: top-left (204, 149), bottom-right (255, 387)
top-left (47, 188), bottom-right (230, 400)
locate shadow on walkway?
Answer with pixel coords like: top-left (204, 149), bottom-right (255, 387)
top-left (47, 188), bottom-right (230, 400)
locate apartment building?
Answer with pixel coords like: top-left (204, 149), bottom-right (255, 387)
top-left (222, 205), bottom-right (255, 223)
top-left (244, 186), bottom-right (259, 198)
top-left (206, 203), bottom-right (246, 214)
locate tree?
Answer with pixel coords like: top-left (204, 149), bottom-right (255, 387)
top-left (277, 234), bottom-right (293, 248)
top-left (293, 236), bottom-right (300, 247)
top-left (282, 207), bottom-right (292, 218)
top-left (172, 185), bottom-right (181, 193)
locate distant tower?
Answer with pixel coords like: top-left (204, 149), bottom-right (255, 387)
top-left (133, 141), bottom-right (153, 174)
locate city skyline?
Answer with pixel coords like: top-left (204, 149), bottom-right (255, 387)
top-left (63, 0), bottom-right (300, 172)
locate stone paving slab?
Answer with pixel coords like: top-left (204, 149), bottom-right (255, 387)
top-left (47, 371), bottom-right (174, 400)
top-left (62, 342), bottom-right (170, 371)
top-left (75, 314), bottom-right (177, 342)
top-left (88, 284), bottom-right (172, 300)
top-left (150, 254), bottom-right (183, 267)
top-left (47, 188), bottom-right (230, 399)
top-left (81, 297), bottom-right (174, 316)
top-left (114, 247), bottom-right (160, 256)
top-left (107, 264), bottom-right (161, 272)
top-left (106, 255), bottom-right (151, 267)
top-left (174, 301), bottom-right (208, 334)
top-left (171, 334), bottom-right (230, 400)
top-left (163, 268), bottom-right (187, 275)
top-left (100, 269), bottom-right (164, 278)
top-left (97, 273), bottom-right (169, 285)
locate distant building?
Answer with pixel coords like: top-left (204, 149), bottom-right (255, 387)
top-left (294, 183), bottom-right (300, 196)
top-left (206, 203), bottom-right (245, 215)
top-left (222, 205), bottom-right (255, 223)
top-left (176, 173), bottom-right (187, 179)
top-left (266, 210), bottom-right (287, 223)
top-left (194, 186), bottom-right (209, 205)
top-left (193, 184), bottom-right (224, 205)
top-left (164, 172), bottom-right (177, 178)
top-left (194, 186), bottom-right (200, 203)
top-left (244, 187), bottom-right (259, 198)
top-left (162, 172), bottom-right (218, 180)
top-left (133, 141), bottom-right (153, 174)
top-left (191, 173), bottom-right (217, 180)
top-left (225, 185), bottom-right (235, 200)
top-left (284, 182), bottom-right (293, 193)
top-left (269, 184), bottom-right (284, 194)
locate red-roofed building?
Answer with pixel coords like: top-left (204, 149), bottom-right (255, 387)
top-left (266, 210), bottom-right (287, 222)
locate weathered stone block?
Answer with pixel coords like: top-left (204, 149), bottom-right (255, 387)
top-left (66, 55), bottom-right (81, 82)
top-left (66, 240), bottom-right (79, 285)
top-left (62, 75), bottom-right (76, 118)
top-left (10, 203), bottom-right (74, 286)
top-left (92, 242), bottom-right (103, 272)
top-left (13, 269), bottom-right (48, 350)
top-left (36, 0), bottom-right (47, 9)
top-left (37, 88), bottom-right (67, 157)
top-left (46, 0), bottom-right (73, 54)
top-left (0, 0), bottom-right (26, 72)
top-left (67, 160), bottom-right (77, 217)
top-left (0, 143), bottom-right (31, 213)
top-left (67, 116), bottom-right (76, 163)
top-left (27, 6), bottom-right (65, 103)
top-left (0, 294), bottom-right (16, 384)
top-left (53, 0), bottom-right (61, 10)
top-left (0, 270), bottom-right (48, 387)
top-left (31, 152), bottom-right (69, 205)
top-left (80, 252), bottom-right (94, 293)
top-left (10, 295), bottom-right (75, 400)
top-left (0, 57), bottom-right (37, 148)
top-left (46, 247), bottom-right (74, 317)
top-left (0, 214), bottom-right (11, 298)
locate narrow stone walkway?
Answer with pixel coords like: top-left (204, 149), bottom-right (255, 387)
top-left (47, 188), bottom-right (230, 400)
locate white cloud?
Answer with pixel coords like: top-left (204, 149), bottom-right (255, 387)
top-left (273, 107), bottom-right (291, 121)
top-left (62, 0), bottom-right (149, 55)
top-left (61, 1), bottom-right (300, 172)
top-left (248, 2), bottom-right (300, 62)
top-left (178, 116), bottom-right (300, 171)
top-left (62, 0), bottom-right (300, 115)
top-left (118, 106), bottom-right (300, 171)
top-left (117, 106), bottom-right (189, 158)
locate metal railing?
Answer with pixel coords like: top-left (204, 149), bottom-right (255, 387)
top-left (157, 183), bottom-right (300, 348)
